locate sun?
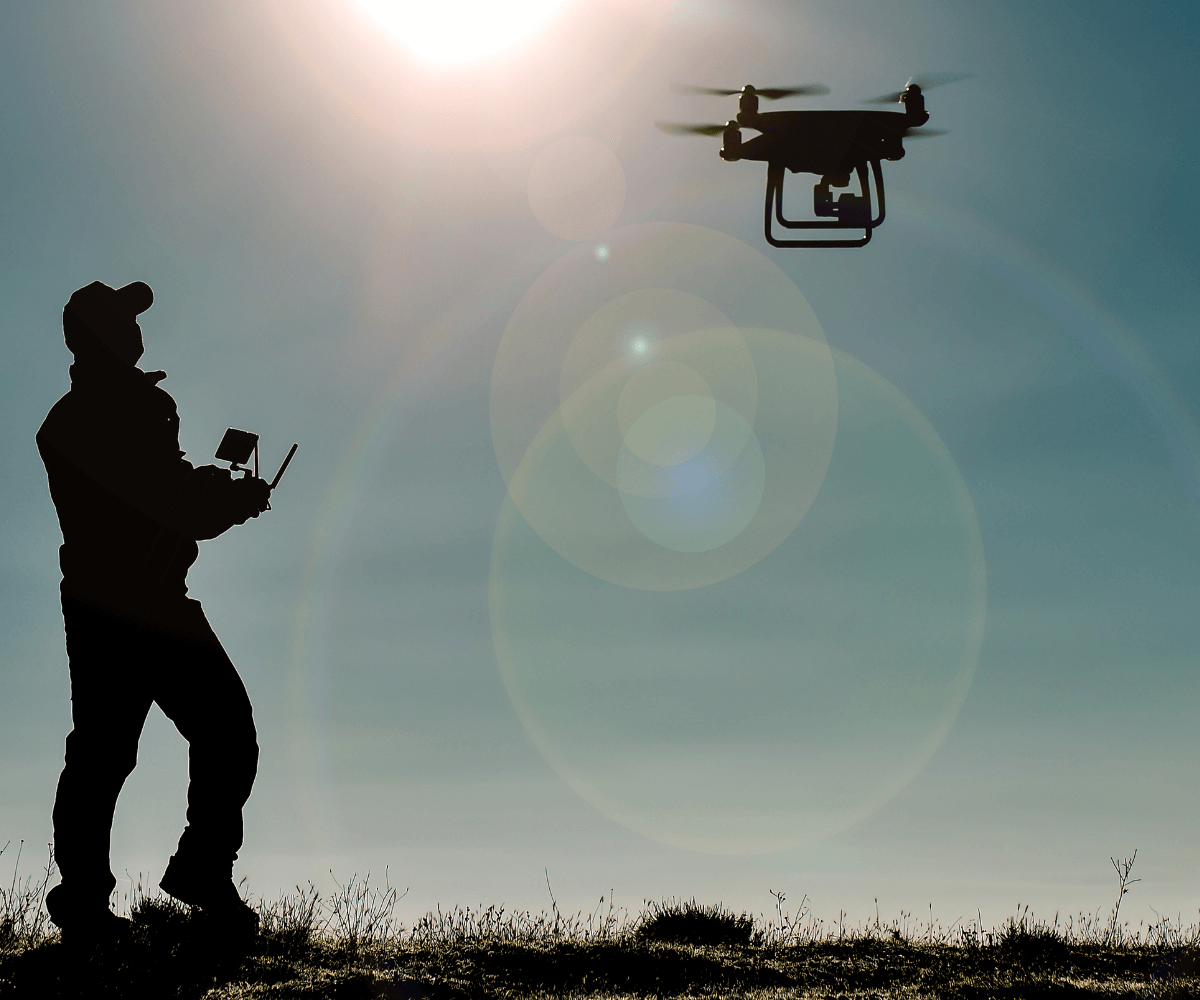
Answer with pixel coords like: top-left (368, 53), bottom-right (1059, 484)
top-left (355, 0), bottom-right (569, 66)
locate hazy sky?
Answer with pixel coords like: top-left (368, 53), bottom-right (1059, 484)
top-left (3, 0), bottom-right (1199, 935)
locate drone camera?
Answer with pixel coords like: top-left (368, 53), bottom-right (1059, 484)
top-left (813, 177), bottom-right (870, 227)
top-left (835, 193), bottom-right (870, 228)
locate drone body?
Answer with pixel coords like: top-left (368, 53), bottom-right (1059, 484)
top-left (723, 107), bottom-right (916, 175)
top-left (660, 78), bottom-right (960, 248)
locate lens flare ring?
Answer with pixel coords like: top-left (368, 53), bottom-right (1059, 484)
top-left (490, 347), bottom-right (986, 854)
top-left (490, 223), bottom-right (837, 591)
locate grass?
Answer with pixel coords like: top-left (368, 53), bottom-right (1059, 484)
top-left (3, 844), bottom-right (1200, 998)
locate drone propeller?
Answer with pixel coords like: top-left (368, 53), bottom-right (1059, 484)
top-left (674, 83), bottom-right (830, 99)
top-left (904, 127), bottom-right (948, 138)
top-left (862, 72), bottom-right (973, 104)
top-left (656, 122), bottom-right (728, 136)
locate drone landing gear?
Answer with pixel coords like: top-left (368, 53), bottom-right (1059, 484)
top-left (764, 160), bottom-right (885, 248)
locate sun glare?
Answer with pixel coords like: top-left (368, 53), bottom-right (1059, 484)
top-left (355, 0), bottom-right (569, 65)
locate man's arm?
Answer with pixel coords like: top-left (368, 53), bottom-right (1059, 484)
top-left (169, 467), bottom-right (271, 540)
top-left (38, 390), bottom-right (270, 543)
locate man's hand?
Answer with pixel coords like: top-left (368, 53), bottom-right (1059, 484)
top-left (231, 475), bottom-right (273, 523)
top-left (172, 466), bottom-right (275, 540)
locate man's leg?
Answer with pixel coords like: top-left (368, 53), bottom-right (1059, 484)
top-left (151, 599), bottom-right (258, 915)
top-left (48, 597), bottom-right (153, 930)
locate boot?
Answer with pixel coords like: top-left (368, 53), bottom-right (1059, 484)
top-left (46, 884), bottom-right (133, 952)
top-left (159, 856), bottom-right (259, 944)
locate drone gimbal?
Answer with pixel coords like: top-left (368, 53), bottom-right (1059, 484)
top-left (763, 159), bottom-right (886, 249)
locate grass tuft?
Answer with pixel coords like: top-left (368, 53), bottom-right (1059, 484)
top-left (257, 880), bottom-right (324, 957)
top-left (633, 896), bottom-right (753, 947)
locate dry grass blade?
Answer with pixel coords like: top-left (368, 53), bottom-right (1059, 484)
top-left (326, 868), bottom-right (407, 952)
top-left (0, 841), bottom-right (56, 953)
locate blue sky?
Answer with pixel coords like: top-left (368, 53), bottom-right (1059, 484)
top-left (2, 0), bottom-right (1199, 934)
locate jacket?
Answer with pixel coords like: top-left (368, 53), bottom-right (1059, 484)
top-left (37, 360), bottom-right (264, 609)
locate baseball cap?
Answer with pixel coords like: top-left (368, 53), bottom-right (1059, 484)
top-left (63, 280), bottom-right (154, 365)
top-left (66, 280), bottom-right (154, 321)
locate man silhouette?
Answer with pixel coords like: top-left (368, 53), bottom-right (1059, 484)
top-left (36, 280), bottom-right (272, 947)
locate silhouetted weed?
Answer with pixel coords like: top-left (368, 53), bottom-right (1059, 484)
top-left (992, 906), bottom-right (1071, 968)
top-left (634, 896), bottom-right (754, 946)
top-left (257, 881), bottom-right (324, 959)
top-left (0, 843), bottom-right (54, 954)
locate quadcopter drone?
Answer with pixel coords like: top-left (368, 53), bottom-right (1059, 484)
top-left (658, 74), bottom-right (967, 248)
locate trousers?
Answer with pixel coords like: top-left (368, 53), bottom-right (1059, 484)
top-left (53, 594), bottom-right (259, 906)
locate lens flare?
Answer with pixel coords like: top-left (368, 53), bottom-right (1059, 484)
top-left (501, 327), bottom-right (834, 590)
top-left (490, 347), bottom-right (986, 854)
top-left (618, 398), bottom-right (766, 553)
top-left (490, 223), bottom-right (836, 591)
top-left (558, 290), bottom-right (753, 491)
